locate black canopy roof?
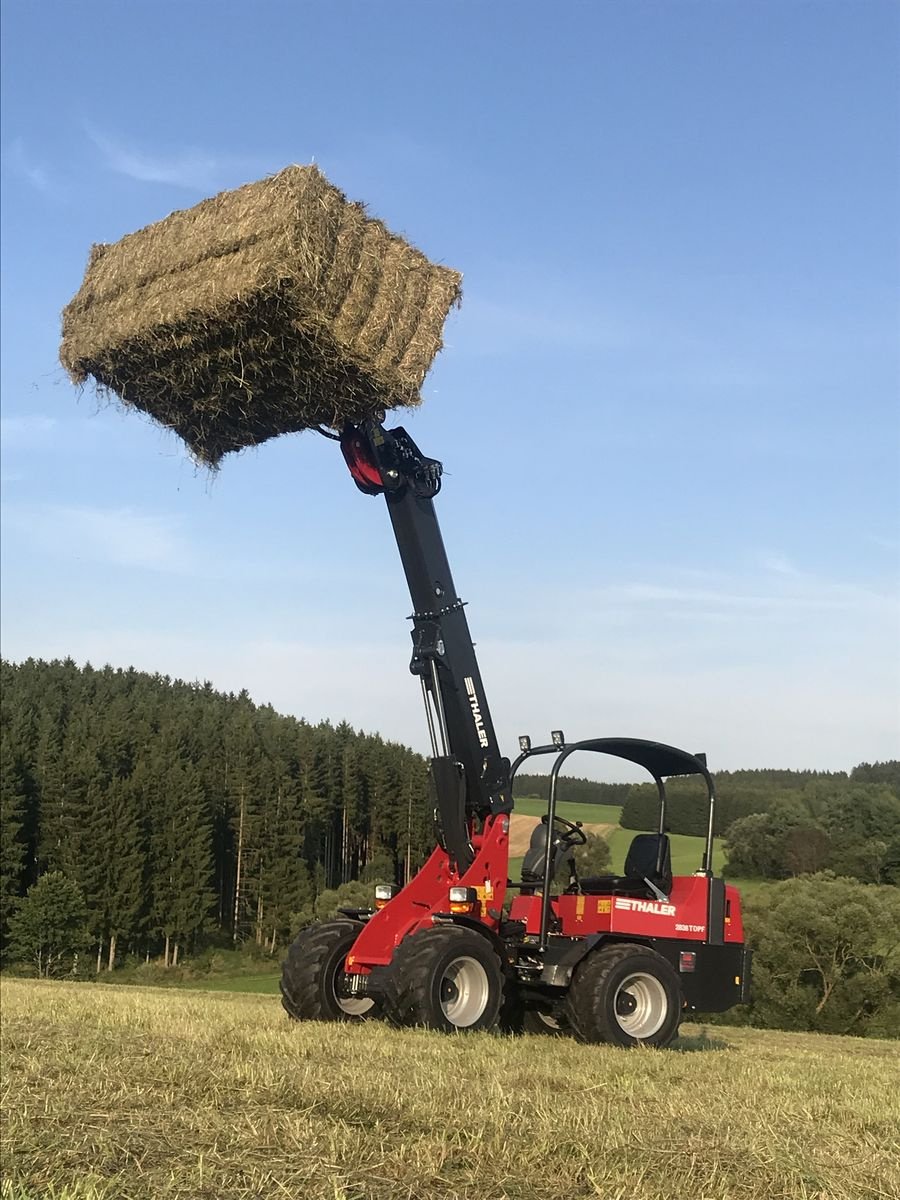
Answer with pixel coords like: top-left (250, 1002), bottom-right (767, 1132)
top-left (555, 737), bottom-right (710, 782)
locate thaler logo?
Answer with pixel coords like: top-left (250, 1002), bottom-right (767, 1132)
top-left (614, 897), bottom-right (676, 917)
top-left (463, 676), bottom-right (490, 748)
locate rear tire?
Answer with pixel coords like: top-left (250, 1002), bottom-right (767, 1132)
top-left (564, 942), bottom-right (681, 1048)
top-left (280, 919), bottom-right (376, 1022)
top-left (385, 925), bottom-right (504, 1032)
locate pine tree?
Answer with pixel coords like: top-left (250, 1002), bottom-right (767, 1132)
top-left (148, 762), bottom-right (213, 965)
top-left (0, 734), bottom-right (27, 953)
top-left (97, 777), bottom-right (146, 969)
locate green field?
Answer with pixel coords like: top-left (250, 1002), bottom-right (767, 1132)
top-left (179, 972), bottom-right (281, 994)
top-left (2, 979), bottom-right (897, 1200)
top-left (512, 795), bottom-right (727, 876)
top-left (513, 795), bottom-right (626, 827)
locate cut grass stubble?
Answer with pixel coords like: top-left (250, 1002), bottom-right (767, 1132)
top-left (2, 980), bottom-right (898, 1200)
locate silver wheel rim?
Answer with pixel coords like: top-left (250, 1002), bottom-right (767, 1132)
top-left (332, 960), bottom-right (373, 1018)
top-left (337, 994), bottom-right (374, 1017)
top-left (439, 955), bottom-right (490, 1027)
top-left (535, 1011), bottom-right (561, 1030)
top-left (613, 971), bottom-right (668, 1038)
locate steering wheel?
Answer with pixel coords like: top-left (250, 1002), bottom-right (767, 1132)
top-left (542, 813), bottom-right (588, 846)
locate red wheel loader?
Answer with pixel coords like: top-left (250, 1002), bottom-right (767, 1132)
top-left (280, 420), bottom-right (751, 1047)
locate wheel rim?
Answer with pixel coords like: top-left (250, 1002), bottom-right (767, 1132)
top-left (439, 955), bottom-right (490, 1027)
top-left (613, 971), bottom-right (668, 1038)
top-left (337, 993), bottom-right (374, 1017)
top-left (331, 960), bottom-right (373, 1018)
top-left (535, 1011), bottom-right (561, 1030)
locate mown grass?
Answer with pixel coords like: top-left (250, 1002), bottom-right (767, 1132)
top-left (2, 980), bottom-right (898, 1200)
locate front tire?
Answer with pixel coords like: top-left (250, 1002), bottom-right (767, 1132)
top-left (564, 943), bottom-right (681, 1048)
top-left (280, 919), bottom-right (376, 1022)
top-left (386, 926), bottom-right (504, 1032)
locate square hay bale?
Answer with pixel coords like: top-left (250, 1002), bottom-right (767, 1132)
top-left (60, 165), bottom-right (461, 465)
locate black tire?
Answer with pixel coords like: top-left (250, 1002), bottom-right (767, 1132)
top-left (280, 918), bottom-right (376, 1023)
top-left (385, 925), bottom-right (505, 1033)
top-left (563, 942), bottom-right (682, 1048)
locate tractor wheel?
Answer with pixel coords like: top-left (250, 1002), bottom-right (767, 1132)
top-left (523, 1008), bottom-right (569, 1036)
top-left (564, 942), bottom-right (681, 1048)
top-left (280, 918), bottom-right (376, 1023)
top-left (385, 925), bottom-right (504, 1033)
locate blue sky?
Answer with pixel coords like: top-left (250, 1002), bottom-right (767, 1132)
top-left (2, 0), bottom-right (898, 779)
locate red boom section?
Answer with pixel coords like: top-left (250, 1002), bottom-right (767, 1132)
top-left (345, 814), bottom-right (511, 973)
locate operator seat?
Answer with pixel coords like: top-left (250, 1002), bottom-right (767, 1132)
top-left (580, 833), bottom-right (673, 900)
top-left (520, 820), bottom-right (576, 891)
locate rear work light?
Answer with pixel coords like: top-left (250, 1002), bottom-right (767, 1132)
top-left (448, 886), bottom-right (480, 915)
top-left (374, 884), bottom-right (400, 910)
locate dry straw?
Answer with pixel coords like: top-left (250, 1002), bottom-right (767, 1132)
top-left (60, 166), bottom-right (461, 464)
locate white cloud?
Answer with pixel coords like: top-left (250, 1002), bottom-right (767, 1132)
top-left (1, 544), bottom-right (895, 775)
top-left (2, 138), bottom-right (58, 196)
top-left (1, 621), bottom-right (896, 778)
top-left (757, 552), bottom-right (802, 578)
top-left (84, 123), bottom-right (272, 192)
top-left (2, 503), bottom-right (192, 572)
top-left (580, 572), bottom-right (894, 622)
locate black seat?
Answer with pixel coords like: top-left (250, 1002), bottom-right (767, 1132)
top-left (580, 833), bottom-right (673, 900)
top-left (521, 821), bottom-right (576, 888)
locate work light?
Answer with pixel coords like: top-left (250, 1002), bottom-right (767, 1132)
top-left (448, 886), bottom-right (479, 915)
top-left (374, 883), bottom-right (399, 910)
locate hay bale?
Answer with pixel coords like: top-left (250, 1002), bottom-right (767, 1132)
top-left (60, 166), bottom-right (461, 464)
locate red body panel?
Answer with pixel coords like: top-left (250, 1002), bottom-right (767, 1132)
top-left (346, 820), bottom-right (745, 975)
top-left (510, 874), bottom-right (714, 940)
top-left (346, 813), bottom-right (510, 973)
top-left (724, 884), bottom-right (744, 943)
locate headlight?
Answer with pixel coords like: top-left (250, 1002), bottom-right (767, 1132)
top-left (448, 886), bottom-right (479, 915)
top-left (374, 884), bottom-right (399, 909)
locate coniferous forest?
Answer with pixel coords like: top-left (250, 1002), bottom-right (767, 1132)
top-left (0, 658), bottom-right (433, 967)
top-left (3, 656), bottom-right (898, 994)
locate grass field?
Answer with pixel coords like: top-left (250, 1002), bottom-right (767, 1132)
top-left (513, 796), bottom-right (626, 827)
top-left (2, 979), bottom-right (898, 1200)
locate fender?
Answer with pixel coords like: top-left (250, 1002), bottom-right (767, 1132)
top-left (538, 934), bottom-right (657, 987)
top-left (432, 912), bottom-right (511, 966)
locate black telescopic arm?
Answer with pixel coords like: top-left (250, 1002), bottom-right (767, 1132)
top-left (340, 421), bottom-right (512, 868)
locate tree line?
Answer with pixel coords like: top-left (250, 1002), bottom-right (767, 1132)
top-left (0, 658), bottom-right (434, 968)
top-left (617, 765), bottom-right (900, 885)
top-left (720, 875), bottom-right (899, 1039)
top-left (512, 773), bottom-right (631, 807)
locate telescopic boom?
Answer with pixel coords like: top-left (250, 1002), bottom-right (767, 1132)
top-left (340, 420), bottom-right (513, 872)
